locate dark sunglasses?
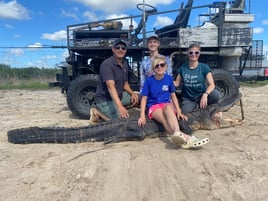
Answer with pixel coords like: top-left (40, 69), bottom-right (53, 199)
top-left (114, 46), bottom-right (127, 50)
top-left (188, 51), bottom-right (200, 55)
top-left (154, 63), bottom-right (166, 69)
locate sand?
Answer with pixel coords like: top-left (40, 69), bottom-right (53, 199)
top-left (0, 86), bottom-right (267, 201)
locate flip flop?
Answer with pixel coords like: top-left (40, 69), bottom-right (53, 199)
top-left (181, 136), bottom-right (209, 149)
top-left (171, 131), bottom-right (187, 145)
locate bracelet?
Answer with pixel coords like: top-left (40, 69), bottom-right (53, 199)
top-left (204, 92), bottom-right (209, 95)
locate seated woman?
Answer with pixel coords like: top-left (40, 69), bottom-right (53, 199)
top-left (174, 43), bottom-right (220, 114)
top-left (138, 55), bottom-right (209, 149)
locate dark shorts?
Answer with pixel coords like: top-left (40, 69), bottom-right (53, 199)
top-left (181, 89), bottom-right (220, 114)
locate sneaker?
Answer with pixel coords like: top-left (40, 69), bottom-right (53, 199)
top-left (171, 131), bottom-right (186, 145)
top-left (181, 136), bottom-right (209, 149)
top-left (89, 108), bottom-right (99, 125)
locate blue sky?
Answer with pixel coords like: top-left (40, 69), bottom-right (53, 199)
top-left (0, 0), bottom-right (267, 68)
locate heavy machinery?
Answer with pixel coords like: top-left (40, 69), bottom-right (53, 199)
top-left (50, 0), bottom-right (256, 119)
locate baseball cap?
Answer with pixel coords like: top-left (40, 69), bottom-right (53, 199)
top-left (113, 38), bottom-right (127, 47)
top-left (147, 34), bottom-right (159, 42)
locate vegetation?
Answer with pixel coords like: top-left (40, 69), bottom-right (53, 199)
top-left (0, 64), bottom-right (61, 90)
top-left (0, 63), bottom-right (267, 90)
top-left (240, 79), bottom-right (268, 87)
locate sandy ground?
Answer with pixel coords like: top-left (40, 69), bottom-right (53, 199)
top-left (0, 86), bottom-right (267, 201)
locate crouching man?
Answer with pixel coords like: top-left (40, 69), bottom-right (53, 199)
top-left (89, 38), bottom-right (139, 125)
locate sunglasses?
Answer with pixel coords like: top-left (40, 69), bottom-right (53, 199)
top-left (114, 46), bottom-right (127, 50)
top-left (154, 63), bottom-right (166, 69)
top-left (188, 51), bottom-right (200, 56)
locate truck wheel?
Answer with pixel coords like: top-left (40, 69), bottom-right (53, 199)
top-left (67, 75), bottom-right (98, 119)
top-left (212, 69), bottom-right (239, 103)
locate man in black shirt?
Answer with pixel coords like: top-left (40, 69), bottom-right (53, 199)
top-left (90, 39), bottom-right (139, 125)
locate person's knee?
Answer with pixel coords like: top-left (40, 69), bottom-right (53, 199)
top-left (121, 91), bottom-right (132, 106)
top-left (208, 89), bottom-right (220, 104)
top-left (181, 98), bottom-right (197, 114)
top-left (182, 104), bottom-right (196, 114)
top-left (164, 103), bottom-right (172, 110)
top-left (182, 107), bottom-right (193, 114)
top-left (96, 101), bottom-right (119, 120)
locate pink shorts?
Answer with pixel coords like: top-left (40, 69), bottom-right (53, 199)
top-left (148, 103), bottom-right (174, 119)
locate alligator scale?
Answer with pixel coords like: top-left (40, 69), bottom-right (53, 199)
top-left (7, 92), bottom-right (243, 144)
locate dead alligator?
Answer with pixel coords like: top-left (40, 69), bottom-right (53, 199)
top-left (7, 92), bottom-right (243, 144)
top-left (7, 114), bottom-right (165, 144)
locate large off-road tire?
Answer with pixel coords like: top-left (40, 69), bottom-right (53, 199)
top-left (67, 74), bottom-right (98, 119)
top-left (212, 69), bottom-right (239, 103)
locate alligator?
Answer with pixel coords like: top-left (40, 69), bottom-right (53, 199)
top-left (7, 92), bottom-right (243, 144)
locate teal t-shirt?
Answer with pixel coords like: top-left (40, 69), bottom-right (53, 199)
top-left (178, 63), bottom-right (211, 99)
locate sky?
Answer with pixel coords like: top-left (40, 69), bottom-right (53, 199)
top-left (0, 0), bottom-right (267, 68)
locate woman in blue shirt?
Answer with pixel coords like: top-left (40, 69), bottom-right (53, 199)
top-left (138, 55), bottom-right (209, 149)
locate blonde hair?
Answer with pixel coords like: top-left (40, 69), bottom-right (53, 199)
top-left (151, 55), bottom-right (167, 70)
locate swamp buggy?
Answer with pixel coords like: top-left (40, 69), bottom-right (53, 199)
top-left (50, 0), bottom-right (256, 119)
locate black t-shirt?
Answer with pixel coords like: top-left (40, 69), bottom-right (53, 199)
top-left (95, 55), bottom-right (128, 102)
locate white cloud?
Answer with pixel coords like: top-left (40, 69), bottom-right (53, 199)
top-left (13, 34), bottom-right (21, 38)
top-left (62, 50), bottom-right (70, 60)
top-left (153, 16), bottom-right (173, 28)
top-left (105, 14), bottom-right (138, 30)
top-left (9, 48), bottom-right (24, 56)
top-left (83, 11), bottom-right (100, 22)
top-left (41, 30), bottom-right (67, 41)
top-left (42, 55), bottom-right (57, 60)
top-left (28, 55), bottom-right (58, 68)
top-left (0, 0), bottom-right (30, 20)
top-left (253, 27), bottom-right (264, 34)
top-left (61, 8), bottom-right (79, 21)
top-left (262, 19), bottom-right (268, 25)
top-left (28, 42), bottom-right (43, 48)
top-left (72, 0), bottom-right (175, 13)
top-left (263, 45), bottom-right (268, 52)
top-left (81, 13), bottom-right (138, 31)
top-left (5, 24), bottom-right (13, 29)
top-left (26, 61), bottom-right (34, 67)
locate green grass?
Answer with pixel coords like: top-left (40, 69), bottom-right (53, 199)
top-left (0, 64), bottom-right (61, 90)
top-left (239, 80), bottom-right (268, 87)
top-left (0, 79), bottom-right (53, 90)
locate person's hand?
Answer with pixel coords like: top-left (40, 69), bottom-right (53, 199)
top-left (200, 94), bottom-right (208, 109)
top-left (138, 116), bottom-right (146, 127)
top-left (131, 92), bottom-right (139, 106)
top-left (177, 112), bottom-right (188, 121)
top-left (118, 105), bottom-right (129, 119)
